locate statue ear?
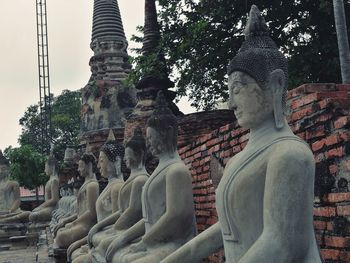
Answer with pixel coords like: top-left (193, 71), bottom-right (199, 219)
top-left (115, 157), bottom-right (122, 176)
top-left (269, 69), bottom-right (285, 129)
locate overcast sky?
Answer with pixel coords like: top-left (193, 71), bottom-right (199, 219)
top-left (0, 0), bottom-right (194, 151)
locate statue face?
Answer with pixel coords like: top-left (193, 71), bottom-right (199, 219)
top-left (228, 71), bottom-right (273, 129)
top-left (124, 147), bottom-right (139, 169)
top-left (146, 127), bottom-right (163, 157)
top-left (78, 160), bottom-right (89, 177)
top-left (44, 162), bottom-right (54, 177)
top-left (0, 164), bottom-right (9, 180)
top-left (98, 151), bottom-right (113, 178)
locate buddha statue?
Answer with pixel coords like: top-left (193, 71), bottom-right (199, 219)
top-left (55, 147), bottom-right (99, 249)
top-left (28, 149), bottom-right (60, 225)
top-left (105, 91), bottom-right (196, 263)
top-left (161, 6), bottom-right (322, 263)
top-left (72, 127), bottom-right (150, 263)
top-left (68, 130), bottom-right (125, 261)
top-left (0, 151), bottom-right (22, 222)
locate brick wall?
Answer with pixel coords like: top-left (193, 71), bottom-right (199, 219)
top-left (177, 83), bottom-right (350, 263)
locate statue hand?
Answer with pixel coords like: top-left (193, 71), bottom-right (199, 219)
top-left (53, 222), bottom-right (64, 236)
top-left (129, 240), bottom-right (147, 253)
top-left (67, 243), bottom-right (76, 262)
top-left (87, 226), bottom-right (98, 248)
top-left (105, 238), bottom-right (126, 263)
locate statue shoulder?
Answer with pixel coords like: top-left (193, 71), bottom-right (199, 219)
top-left (133, 174), bottom-right (149, 185)
top-left (87, 180), bottom-right (99, 191)
top-left (268, 139), bottom-right (315, 176)
top-left (166, 161), bottom-right (191, 183)
top-left (8, 180), bottom-right (19, 188)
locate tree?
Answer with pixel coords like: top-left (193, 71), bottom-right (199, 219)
top-left (4, 145), bottom-right (46, 202)
top-left (333, 0), bottom-right (350, 83)
top-left (19, 89), bottom-right (81, 160)
top-left (130, 0), bottom-right (350, 110)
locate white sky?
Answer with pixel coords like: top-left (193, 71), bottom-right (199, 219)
top-left (0, 0), bottom-right (195, 151)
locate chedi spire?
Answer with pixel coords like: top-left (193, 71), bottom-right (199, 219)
top-left (92, 0), bottom-right (126, 43)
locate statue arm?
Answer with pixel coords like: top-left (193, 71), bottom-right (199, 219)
top-left (67, 236), bottom-right (88, 261)
top-left (114, 177), bottom-right (145, 229)
top-left (117, 218), bottom-right (145, 244)
top-left (161, 222), bottom-right (223, 263)
top-left (9, 182), bottom-right (21, 212)
top-left (93, 211), bottom-right (121, 232)
top-left (238, 145), bottom-right (315, 263)
top-left (142, 167), bottom-right (194, 245)
top-left (41, 180), bottom-right (59, 208)
top-left (110, 184), bottom-right (121, 213)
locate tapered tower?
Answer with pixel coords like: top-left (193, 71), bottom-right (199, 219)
top-left (80, 0), bottom-right (135, 134)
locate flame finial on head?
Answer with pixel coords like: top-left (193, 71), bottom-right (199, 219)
top-left (244, 5), bottom-right (269, 39)
top-left (107, 129), bottom-right (116, 142)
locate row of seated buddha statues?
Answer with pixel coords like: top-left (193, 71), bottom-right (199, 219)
top-left (50, 179), bottom-right (79, 234)
top-left (63, 90), bottom-right (196, 263)
top-left (0, 147), bottom-right (60, 228)
top-left (67, 6), bottom-right (322, 263)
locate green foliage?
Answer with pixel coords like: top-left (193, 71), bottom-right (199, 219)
top-left (5, 145), bottom-right (46, 190)
top-left (124, 26), bottom-right (169, 88)
top-left (131, 0), bottom-right (350, 110)
top-left (19, 89), bottom-right (81, 160)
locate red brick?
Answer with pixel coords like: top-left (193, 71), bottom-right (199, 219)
top-left (219, 124), bottom-right (230, 133)
top-left (325, 134), bottom-right (340, 146)
top-left (317, 91), bottom-right (350, 100)
top-left (324, 235), bottom-right (350, 248)
top-left (312, 140), bottom-right (325, 152)
top-left (206, 217), bottom-right (218, 225)
top-left (328, 193), bottom-right (350, 203)
top-left (196, 210), bottom-right (211, 217)
top-left (313, 207), bottom-right (336, 217)
top-left (229, 138), bottom-right (239, 147)
top-left (321, 249), bottom-right (340, 260)
top-left (290, 106), bottom-right (315, 122)
top-left (340, 251), bottom-right (350, 262)
top-left (334, 116), bottom-right (349, 129)
top-left (339, 131), bottom-right (350, 141)
top-left (314, 220), bottom-right (327, 230)
top-left (342, 159), bottom-right (350, 171)
top-left (326, 147), bottom-right (345, 159)
top-left (329, 164), bottom-right (338, 175)
top-left (337, 205), bottom-right (350, 216)
top-left (290, 93), bottom-right (319, 109)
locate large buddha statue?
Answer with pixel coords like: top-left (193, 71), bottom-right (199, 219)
top-left (162, 5), bottom-right (322, 263)
top-left (68, 130), bottom-right (125, 261)
top-left (55, 147), bottom-right (99, 249)
top-left (105, 91), bottom-right (196, 263)
top-left (0, 151), bottom-right (22, 221)
top-left (73, 127), bottom-right (150, 263)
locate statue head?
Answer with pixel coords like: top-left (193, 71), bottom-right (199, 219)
top-left (227, 5), bottom-right (288, 129)
top-left (146, 91), bottom-right (178, 157)
top-left (78, 144), bottom-right (97, 178)
top-left (0, 151), bottom-right (9, 180)
top-left (98, 130), bottom-right (124, 179)
top-left (45, 145), bottom-right (58, 177)
top-left (125, 126), bottom-right (146, 169)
